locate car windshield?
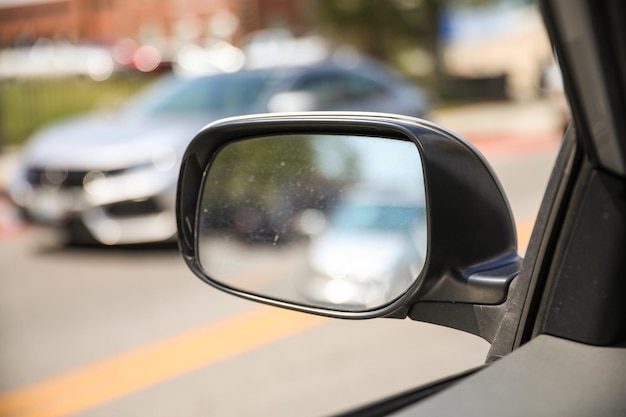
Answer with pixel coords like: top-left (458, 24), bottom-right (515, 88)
top-left (330, 204), bottom-right (423, 232)
top-left (122, 71), bottom-right (280, 118)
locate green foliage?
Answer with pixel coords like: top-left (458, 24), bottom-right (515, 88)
top-left (313, 0), bottom-right (511, 84)
top-left (205, 135), bottom-right (357, 205)
top-left (210, 135), bottom-right (319, 201)
top-left (314, 0), bottom-right (444, 68)
top-left (0, 75), bottom-right (154, 147)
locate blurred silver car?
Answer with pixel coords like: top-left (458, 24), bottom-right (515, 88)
top-left (9, 57), bottom-right (430, 245)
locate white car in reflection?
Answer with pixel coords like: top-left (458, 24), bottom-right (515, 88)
top-left (9, 57), bottom-right (430, 245)
top-left (300, 199), bottom-right (427, 309)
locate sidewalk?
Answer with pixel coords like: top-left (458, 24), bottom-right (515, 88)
top-left (429, 99), bottom-right (564, 157)
top-left (429, 99), bottom-right (563, 137)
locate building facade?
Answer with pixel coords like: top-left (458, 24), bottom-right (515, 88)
top-left (0, 0), bottom-right (309, 48)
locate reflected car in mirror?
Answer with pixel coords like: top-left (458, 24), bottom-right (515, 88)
top-left (302, 197), bottom-right (427, 309)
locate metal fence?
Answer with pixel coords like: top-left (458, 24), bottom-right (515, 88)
top-left (0, 74), bottom-right (155, 149)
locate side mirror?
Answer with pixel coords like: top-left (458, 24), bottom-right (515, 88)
top-left (177, 113), bottom-right (520, 336)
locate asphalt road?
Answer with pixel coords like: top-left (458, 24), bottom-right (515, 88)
top-left (0, 99), bottom-right (562, 417)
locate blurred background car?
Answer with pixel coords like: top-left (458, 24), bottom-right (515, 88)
top-left (8, 52), bottom-right (430, 245)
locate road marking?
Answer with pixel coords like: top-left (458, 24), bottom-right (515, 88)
top-left (0, 217), bottom-right (537, 417)
top-left (0, 307), bottom-right (326, 417)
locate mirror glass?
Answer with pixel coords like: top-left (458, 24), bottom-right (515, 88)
top-left (197, 134), bottom-right (427, 311)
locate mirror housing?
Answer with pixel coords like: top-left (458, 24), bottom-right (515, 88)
top-left (177, 112), bottom-right (520, 327)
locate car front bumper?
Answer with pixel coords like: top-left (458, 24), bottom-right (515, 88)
top-left (10, 166), bottom-right (178, 245)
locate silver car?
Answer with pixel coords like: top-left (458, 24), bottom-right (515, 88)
top-left (9, 57), bottom-right (430, 245)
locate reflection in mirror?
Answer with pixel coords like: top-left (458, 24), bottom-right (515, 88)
top-left (197, 134), bottom-right (427, 311)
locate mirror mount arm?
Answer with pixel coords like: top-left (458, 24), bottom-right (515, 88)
top-left (406, 267), bottom-right (521, 365)
top-left (404, 256), bottom-right (521, 352)
top-left (408, 294), bottom-right (515, 363)
top-left (418, 254), bottom-right (522, 305)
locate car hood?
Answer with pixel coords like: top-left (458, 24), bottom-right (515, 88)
top-left (21, 112), bottom-right (218, 171)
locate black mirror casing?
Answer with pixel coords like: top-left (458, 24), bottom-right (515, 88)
top-left (177, 112), bottom-right (520, 332)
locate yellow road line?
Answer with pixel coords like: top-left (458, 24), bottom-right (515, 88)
top-left (0, 307), bottom-right (326, 417)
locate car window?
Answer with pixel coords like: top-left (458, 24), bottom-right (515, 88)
top-left (294, 71), bottom-right (388, 106)
top-left (123, 72), bottom-right (277, 117)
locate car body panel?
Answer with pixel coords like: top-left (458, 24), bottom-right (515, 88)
top-left (392, 335), bottom-right (626, 417)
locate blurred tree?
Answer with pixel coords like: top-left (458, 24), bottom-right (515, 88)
top-left (313, 0), bottom-right (501, 85)
top-left (200, 135), bottom-right (359, 236)
top-left (315, 1), bottom-right (443, 75)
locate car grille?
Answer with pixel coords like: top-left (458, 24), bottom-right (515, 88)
top-left (25, 167), bottom-right (127, 188)
top-left (103, 198), bottom-right (162, 217)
